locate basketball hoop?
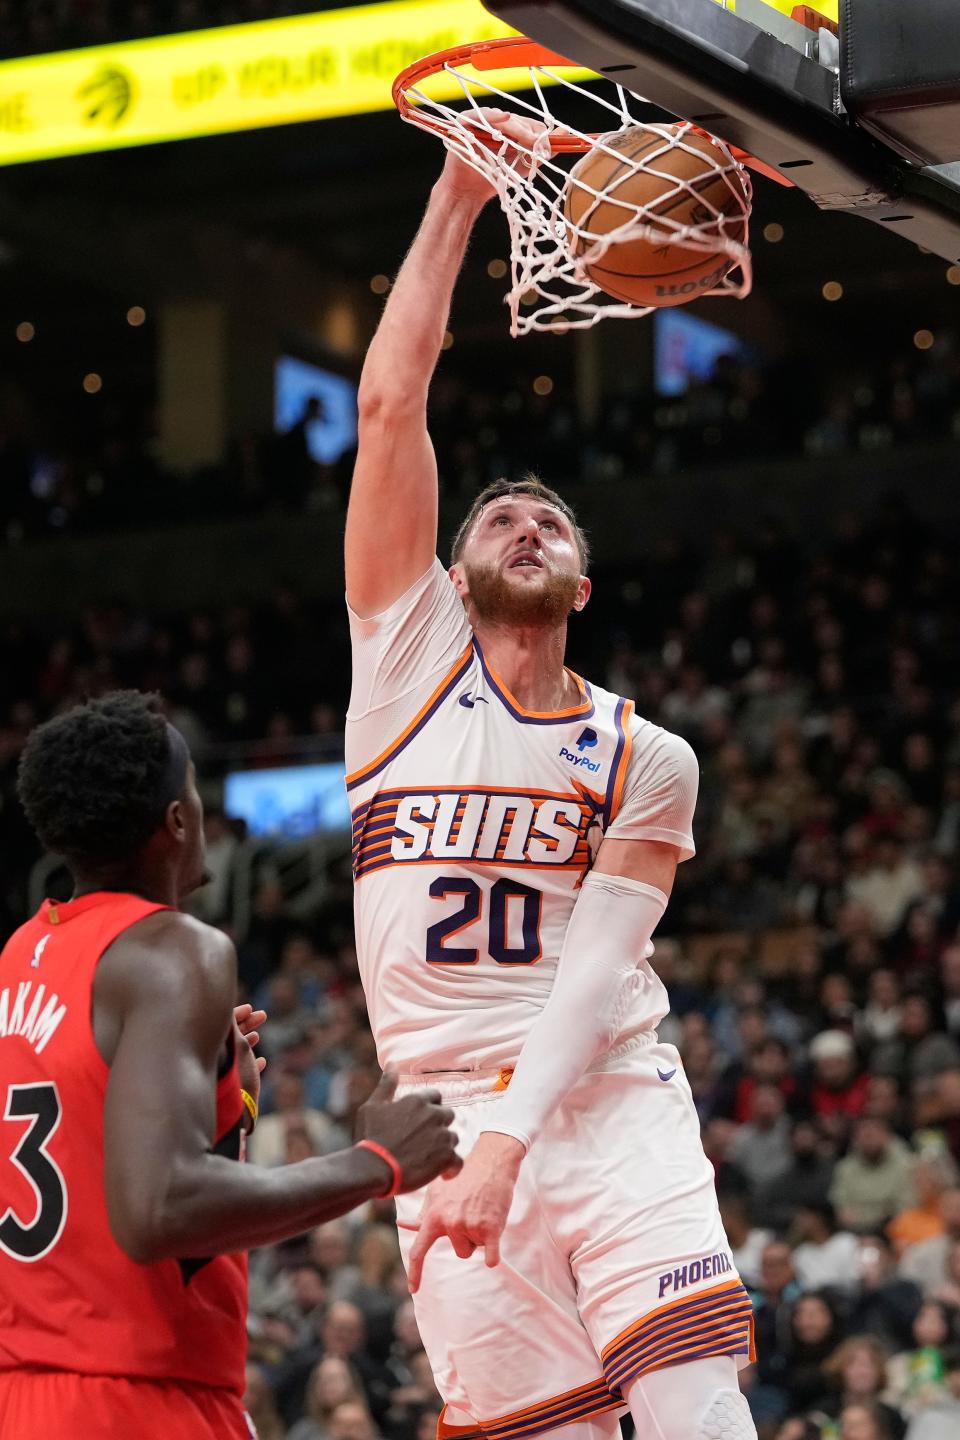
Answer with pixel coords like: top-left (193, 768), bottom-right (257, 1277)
top-left (393, 37), bottom-right (765, 336)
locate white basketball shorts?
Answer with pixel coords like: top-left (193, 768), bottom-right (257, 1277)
top-left (395, 1035), bottom-right (754, 1440)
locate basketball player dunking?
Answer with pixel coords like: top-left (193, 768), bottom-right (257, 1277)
top-left (345, 114), bottom-right (759, 1440)
top-left (0, 692), bottom-right (459, 1440)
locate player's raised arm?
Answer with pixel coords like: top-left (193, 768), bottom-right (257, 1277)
top-left (345, 113), bottom-right (543, 618)
top-left (100, 913), bottom-right (460, 1261)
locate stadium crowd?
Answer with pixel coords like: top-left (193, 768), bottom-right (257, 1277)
top-left (3, 334), bottom-right (960, 542)
top-left (2, 485), bottom-right (960, 1437)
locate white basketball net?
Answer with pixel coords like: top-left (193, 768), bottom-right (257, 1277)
top-left (396, 50), bottom-right (753, 337)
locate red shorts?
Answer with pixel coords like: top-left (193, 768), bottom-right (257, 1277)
top-left (0, 1369), bottom-right (254, 1439)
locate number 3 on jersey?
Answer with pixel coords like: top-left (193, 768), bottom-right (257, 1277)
top-left (0, 1082), bottom-right (68, 1262)
top-left (426, 876), bottom-right (543, 965)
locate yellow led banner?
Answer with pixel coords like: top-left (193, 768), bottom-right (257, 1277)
top-left (766, 0), bottom-right (837, 18)
top-left (0, 0), bottom-right (527, 167)
top-left (711, 1), bottom-right (838, 19)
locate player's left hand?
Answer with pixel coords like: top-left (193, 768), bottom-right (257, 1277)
top-left (407, 1132), bottom-right (525, 1291)
top-left (233, 1003), bottom-right (267, 1108)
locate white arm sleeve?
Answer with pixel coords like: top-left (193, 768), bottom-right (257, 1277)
top-left (480, 872), bottom-right (668, 1152)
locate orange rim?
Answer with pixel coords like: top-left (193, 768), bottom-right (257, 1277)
top-left (392, 35), bottom-right (792, 185)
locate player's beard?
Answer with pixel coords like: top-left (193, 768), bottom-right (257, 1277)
top-left (464, 559), bottom-right (581, 626)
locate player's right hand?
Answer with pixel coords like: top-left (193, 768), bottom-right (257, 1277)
top-left (440, 108), bottom-right (550, 203)
top-left (356, 1072), bottom-right (462, 1193)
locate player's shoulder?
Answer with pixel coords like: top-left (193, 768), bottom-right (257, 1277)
top-left (592, 684), bottom-right (699, 781)
top-left (101, 910), bottom-right (236, 1005)
top-left (0, 910), bottom-right (42, 958)
top-left (633, 714), bottom-right (698, 775)
top-left (347, 556), bottom-right (459, 632)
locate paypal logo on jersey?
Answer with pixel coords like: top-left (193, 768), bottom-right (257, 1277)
top-left (559, 727), bottom-right (602, 773)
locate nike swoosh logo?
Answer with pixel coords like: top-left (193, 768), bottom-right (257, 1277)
top-left (458, 694), bottom-right (489, 708)
top-left (657, 1067), bottom-right (677, 1082)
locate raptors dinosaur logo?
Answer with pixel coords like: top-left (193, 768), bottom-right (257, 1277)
top-left (77, 66), bottom-right (136, 127)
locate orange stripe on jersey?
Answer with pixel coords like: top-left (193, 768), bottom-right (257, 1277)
top-left (356, 821), bottom-right (398, 842)
top-left (484, 657), bottom-right (594, 720)
top-left (436, 1409), bottom-right (485, 1440)
top-left (603, 1277), bottom-right (747, 1355)
top-left (481, 1375), bottom-right (622, 1440)
top-left (600, 1280), bottom-right (755, 1390)
top-left (571, 777), bottom-right (606, 810)
top-left (345, 644), bottom-right (473, 790)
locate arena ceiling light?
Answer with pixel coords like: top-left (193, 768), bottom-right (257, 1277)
top-left (0, 0), bottom-right (529, 167)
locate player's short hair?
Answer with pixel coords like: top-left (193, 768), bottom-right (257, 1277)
top-left (450, 475), bottom-right (590, 572)
top-left (17, 691), bottom-right (187, 871)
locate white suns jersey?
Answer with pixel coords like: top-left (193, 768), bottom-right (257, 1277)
top-left (346, 560), bottom-right (699, 1072)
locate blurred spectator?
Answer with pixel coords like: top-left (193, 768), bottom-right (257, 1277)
top-left (785, 1292), bottom-right (845, 1412)
top-left (903, 1349), bottom-right (960, 1440)
top-left (887, 1302), bottom-right (957, 1418)
top-left (809, 1031), bottom-right (871, 1123)
top-left (846, 840), bottom-right (924, 939)
top-left (309, 1223), bottom-right (362, 1303)
top-left (830, 1120), bottom-right (915, 1233)
top-left (748, 1241), bottom-right (802, 1430)
top-left (888, 1157), bottom-right (960, 1256)
top-left (791, 1202), bottom-right (861, 1293)
top-left (344, 1225), bottom-right (404, 1359)
top-left (247, 1072), bottom-right (345, 1168)
top-left (859, 972), bottom-right (904, 1050)
top-left (848, 1236), bottom-right (924, 1350)
top-left (820, 1337), bottom-right (906, 1439)
top-left (863, 1076), bottom-right (910, 1136)
top-left (257, 977), bottom-right (317, 1060)
top-left (287, 1358), bottom-right (370, 1440)
top-left (321, 1303), bottom-right (383, 1387)
top-left (757, 1120), bottom-right (838, 1234)
top-left (931, 1241), bottom-right (960, 1310)
top-left (872, 998), bottom-right (960, 1085)
top-left (941, 950), bottom-right (960, 1038)
top-left (724, 1037), bottom-right (799, 1124)
top-left (328, 1401), bottom-right (382, 1440)
top-left (245, 1362), bottom-right (289, 1440)
top-left (728, 1084), bottom-right (794, 1193)
top-left (899, 1189), bottom-right (960, 1296)
top-left (774, 1421), bottom-right (821, 1440)
top-left (838, 1402), bottom-right (897, 1440)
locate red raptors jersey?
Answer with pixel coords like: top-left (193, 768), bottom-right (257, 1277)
top-left (0, 892), bottom-right (247, 1395)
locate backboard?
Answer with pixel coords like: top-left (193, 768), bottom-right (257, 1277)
top-left (479, 0), bottom-right (960, 264)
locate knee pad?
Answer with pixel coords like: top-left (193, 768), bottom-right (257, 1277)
top-left (700, 1389), bottom-right (756, 1440)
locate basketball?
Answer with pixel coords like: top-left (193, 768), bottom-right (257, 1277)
top-left (563, 125), bottom-right (750, 308)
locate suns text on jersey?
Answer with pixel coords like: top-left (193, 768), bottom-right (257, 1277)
top-left (352, 786), bottom-right (600, 878)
